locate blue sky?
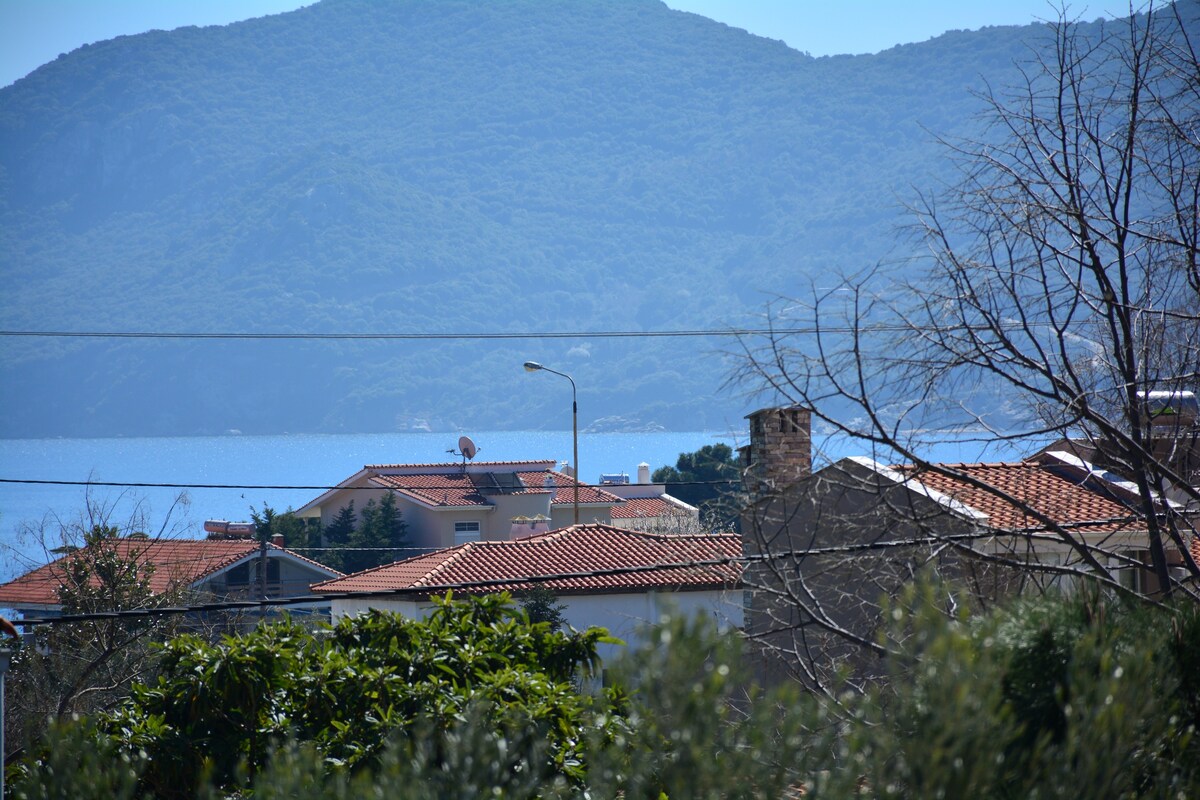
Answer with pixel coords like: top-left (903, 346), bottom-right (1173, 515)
top-left (0, 0), bottom-right (1119, 88)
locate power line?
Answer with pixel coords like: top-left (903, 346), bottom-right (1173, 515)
top-left (7, 521), bottom-right (1126, 628)
top-left (11, 555), bottom-right (745, 627)
top-left (0, 477), bottom-right (743, 490)
top-left (0, 327), bottom-right (824, 341)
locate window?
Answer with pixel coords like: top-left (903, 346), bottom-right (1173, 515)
top-left (454, 521), bottom-right (481, 545)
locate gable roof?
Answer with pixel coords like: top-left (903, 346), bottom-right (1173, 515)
top-left (369, 469), bottom-right (622, 508)
top-left (0, 538), bottom-right (340, 608)
top-left (610, 496), bottom-right (692, 519)
top-left (887, 458), bottom-right (1146, 534)
top-left (311, 523), bottom-right (742, 597)
top-left (297, 460), bottom-right (623, 514)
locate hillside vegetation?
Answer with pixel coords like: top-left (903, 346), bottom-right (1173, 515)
top-left (0, 0), bottom-right (1087, 436)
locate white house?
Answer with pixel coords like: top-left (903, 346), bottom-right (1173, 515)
top-left (0, 536), bottom-right (342, 621)
top-left (601, 462), bottom-right (701, 532)
top-left (295, 459), bottom-right (626, 550)
top-left (310, 523), bottom-right (743, 660)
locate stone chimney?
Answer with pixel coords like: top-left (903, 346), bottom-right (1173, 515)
top-left (743, 406), bottom-right (812, 495)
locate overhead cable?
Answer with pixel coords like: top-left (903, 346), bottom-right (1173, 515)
top-left (0, 324), bottom-right (924, 341)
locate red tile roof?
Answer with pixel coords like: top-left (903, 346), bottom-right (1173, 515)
top-left (312, 524), bottom-right (742, 596)
top-left (372, 472), bottom-right (491, 506)
top-left (366, 460), bottom-right (554, 469)
top-left (611, 497), bottom-right (690, 519)
top-left (370, 469), bottom-right (621, 508)
top-left (899, 462), bottom-right (1144, 533)
top-left (517, 470), bottom-right (623, 505)
top-left (0, 538), bottom-right (267, 607)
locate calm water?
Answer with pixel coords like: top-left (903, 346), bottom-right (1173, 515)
top-left (0, 429), bottom-right (1020, 580)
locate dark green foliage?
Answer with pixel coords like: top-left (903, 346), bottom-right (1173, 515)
top-left (0, 0), bottom-right (1124, 437)
top-left (342, 491), bottom-right (408, 573)
top-left (14, 585), bottom-right (1200, 798)
top-left (585, 612), bottom-right (814, 799)
top-left (317, 494), bottom-right (410, 574)
top-left (652, 442), bottom-right (743, 530)
top-left (6, 717), bottom-right (146, 800)
top-left (517, 585), bottom-right (568, 632)
top-left (250, 503), bottom-right (321, 552)
top-left (96, 593), bottom-right (613, 798)
top-left (320, 500), bottom-right (356, 572)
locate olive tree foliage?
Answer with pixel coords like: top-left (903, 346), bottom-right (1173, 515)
top-left (4, 491), bottom-right (192, 755)
top-left (91, 594), bottom-right (613, 799)
top-left (736, 1), bottom-right (1200, 606)
top-left (12, 588), bottom-right (1200, 799)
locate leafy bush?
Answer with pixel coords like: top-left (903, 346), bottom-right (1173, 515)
top-left (13, 584), bottom-right (1200, 798)
top-left (100, 593), bottom-right (615, 798)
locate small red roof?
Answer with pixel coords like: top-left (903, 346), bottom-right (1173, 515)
top-left (366, 460), bottom-right (555, 469)
top-left (312, 523), bottom-right (742, 596)
top-left (370, 469), bottom-right (622, 508)
top-left (0, 538), bottom-right (316, 607)
top-left (611, 496), bottom-right (690, 519)
top-left (899, 462), bottom-right (1144, 533)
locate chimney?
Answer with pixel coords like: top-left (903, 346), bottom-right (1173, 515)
top-left (743, 406), bottom-right (812, 495)
top-left (637, 462), bottom-right (651, 484)
top-left (510, 514), bottom-right (551, 540)
top-left (271, 533), bottom-right (285, 547)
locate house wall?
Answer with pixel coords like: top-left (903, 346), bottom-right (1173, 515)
top-left (486, 493), bottom-right (554, 539)
top-left (742, 458), bottom-right (978, 688)
top-left (331, 589), bottom-right (743, 664)
top-left (549, 505), bottom-right (612, 528)
top-left (311, 482), bottom-right (388, 528)
top-left (400, 503), bottom-right (475, 549)
top-left (201, 553), bottom-right (337, 599)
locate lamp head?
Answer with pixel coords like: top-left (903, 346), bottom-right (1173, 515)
top-left (523, 361), bottom-right (543, 372)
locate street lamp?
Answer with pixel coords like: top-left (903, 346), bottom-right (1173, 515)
top-left (524, 361), bottom-right (580, 525)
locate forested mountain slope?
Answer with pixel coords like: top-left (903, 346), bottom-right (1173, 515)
top-left (0, 0), bottom-right (1098, 436)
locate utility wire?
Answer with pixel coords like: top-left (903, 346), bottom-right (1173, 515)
top-left (0, 326), bottom-right (886, 341)
top-left (11, 555), bottom-right (745, 627)
top-left (8, 519), bottom-right (1139, 628)
top-left (0, 477), bottom-right (744, 490)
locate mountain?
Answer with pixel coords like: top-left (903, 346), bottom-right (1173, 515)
top-left (0, 0), bottom-right (1082, 437)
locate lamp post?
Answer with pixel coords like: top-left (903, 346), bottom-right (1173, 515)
top-left (524, 361), bottom-right (579, 525)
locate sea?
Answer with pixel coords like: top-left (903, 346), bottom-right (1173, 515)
top-left (0, 429), bottom-right (1022, 580)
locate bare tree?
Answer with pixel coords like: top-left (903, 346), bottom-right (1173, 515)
top-left (3, 490), bottom-right (193, 753)
top-left (736, 3), bottom-right (1200, 688)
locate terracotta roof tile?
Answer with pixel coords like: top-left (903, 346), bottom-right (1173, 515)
top-left (372, 472), bottom-right (488, 506)
top-left (0, 538), bottom-right (264, 607)
top-left (313, 524), bottom-right (742, 596)
top-left (611, 497), bottom-right (690, 519)
top-left (365, 460), bottom-right (554, 469)
top-left (898, 462), bottom-right (1144, 533)
top-left (516, 470), bottom-right (624, 505)
top-left (370, 469), bottom-right (621, 508)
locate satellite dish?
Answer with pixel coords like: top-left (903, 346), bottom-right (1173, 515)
top-left (458, 436), bottom-right (478, 460)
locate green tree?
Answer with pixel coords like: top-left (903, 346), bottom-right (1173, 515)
top-left (517, 586), bottom-right (567, 632)
top-left (6, 493), bottom-right (191, 754)
top-left (321, 501), bottom-right (357, 572)
top-left (94, 593), bottom-right (615, 799)
top-left (342, 492), bottom-right (409, 574)
top-left (652, 443), bottom-right (743, 531)
top-left (250, 504), bottom-right (320, 552)
top-left (12, 588), bottom-right (1200, 799)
